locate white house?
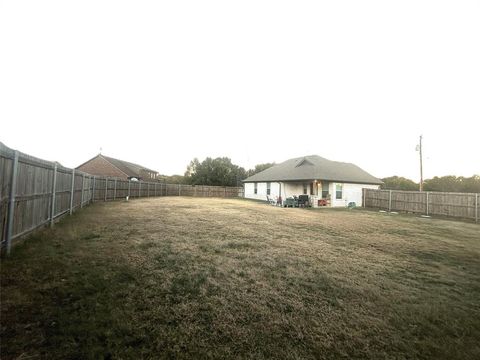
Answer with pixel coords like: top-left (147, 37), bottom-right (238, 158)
top-left (243, 155), bottom-right (383, 207)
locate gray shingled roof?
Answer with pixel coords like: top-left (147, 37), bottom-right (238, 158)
top-left (101, 155), bottom-right (157, 178)
top-left (243, 155), bottom-right (383, 185)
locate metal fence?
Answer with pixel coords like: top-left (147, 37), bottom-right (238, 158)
top-left (0, 142), bottom-right (244, 255)
top-left (363, 188), bottom-right (479, 222)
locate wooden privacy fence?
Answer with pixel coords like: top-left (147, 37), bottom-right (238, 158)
top-left (0, 143), bottom-right (244, 255)
top-left (363, 188), bottom-right (479, 222)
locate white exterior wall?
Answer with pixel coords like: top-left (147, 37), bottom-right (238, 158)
top-left (245, 181), bottom-right (380, 206)
top-left (330, 182), bottom-right (380, 207)
top-left (244, 182), bottom-right (281, 201)
top-left (246, 181), bottom-right (307, 203)
top-left (282, 182), bottom-right (305, 199)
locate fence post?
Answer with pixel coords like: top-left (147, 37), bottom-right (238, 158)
top-left (362, 188), bottom-right (366, 208)
top-left (476, 193), bottom-right (478, 224)
top-left (104, 178), bottom-right (108, 201)
top-left (87, 176), bottom-right (90, 203)
top-left (6, 150), bottom-right (19, 256)
top-left (50, 163), bottom-right (58, 227)
top-left (139, 181), bottom-right (141, 198)
top-left (128, 180), bottom-right (131, 198)
top-left (224, 187), bottom-right (227, 198)
top-left (114, 179), bottom-right (117, 200)
top-left (388, 190), bottom-right (392, 212)
top-left (178, 183), bottom-right (181, 196)
top-left (426, 192), bottom-right (429, 216)
top-left (69, 168), bottom-right (75, 215)
top-left (194, 186), bottom-right (197, 197)
top-left (92, 176), bottom-right (96, 203)
top-left (154, 183), bottom-right (157, 197)
top-left (80, 174), bottom-right (85, 208)
top-left (147, 183), bottom-right (150, 197)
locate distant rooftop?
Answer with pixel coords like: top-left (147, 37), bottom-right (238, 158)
top-left (76, 154), bottom-right (158, 178)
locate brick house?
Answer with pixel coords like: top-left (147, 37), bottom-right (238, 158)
top-left (76, 154), bottom-right (159, 181)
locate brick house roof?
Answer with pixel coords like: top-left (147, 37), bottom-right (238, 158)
top-left (76, 154), bottom-right (158, 180)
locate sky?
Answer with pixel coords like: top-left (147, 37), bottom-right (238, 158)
top-left (1, 0), bottom-right (479, 181)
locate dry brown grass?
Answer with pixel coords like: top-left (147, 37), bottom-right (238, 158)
top-left (2, 197), bottom-right (480, 359)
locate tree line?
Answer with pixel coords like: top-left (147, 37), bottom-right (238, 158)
top-left (381, 175), bottom-right (480, 193)
top-left (160, 157), bottom-right (274, 187)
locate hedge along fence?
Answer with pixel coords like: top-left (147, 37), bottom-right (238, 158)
top-left (0, 142), bottom-right (244, 255)
top-left (363, 188), bottom-right (479, 223)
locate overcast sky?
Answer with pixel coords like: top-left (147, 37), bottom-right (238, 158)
top-left (1, 1), bottom-right (479, 181)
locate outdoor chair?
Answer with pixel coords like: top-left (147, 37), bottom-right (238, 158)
top-left (298, 195), bottom-right (310, 207)
top-left (283, 196), bottom-right (298, 207)
top-left (266, 195), bottom-right (277, 206)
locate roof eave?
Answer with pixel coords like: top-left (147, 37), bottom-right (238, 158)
top-left (243, 178), bottom-right (383, 185)
top-left (99, 155), bottom-right (131, 178)
top-left (75, 154), bottom-right (102, 170)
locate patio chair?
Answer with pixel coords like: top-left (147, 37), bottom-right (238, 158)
top-left (266, 195), bottom-right (277, 206)
top-left (298, 195), bottom-right (310, 207)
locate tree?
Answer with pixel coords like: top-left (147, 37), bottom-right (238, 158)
top-left (246, 163), bottom-right (275, 177)
top-left (184, 157), bottom-right (247, 186)
top-left (460, 175), bottom-right (480, 193)
top-left (423, 176), bottom-right (459, 192)
top-left (381, 176), bottom-right (418, 190)
top-left (424, 175), bottom-right (480, 193)
top-left (185, 158), bottom-right (200, 178)
top-left (159, 174), bottom-right (186, 184)
top-left (381, 175), bottom-right (480, 193)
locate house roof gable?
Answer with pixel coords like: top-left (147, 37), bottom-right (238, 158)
top-left (101, 155), bottom-right (156, 177)
top-left (76, 154), bottom-right (158, 178)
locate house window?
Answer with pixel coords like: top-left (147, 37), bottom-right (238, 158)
top-left (310, 182), bottom-right (314, 195)
top-left (322, 182), bottom-right (329, 198)
top-left (267, 182), bottom-right (271, 195)
top-left (336, 184), bottom-right (343, 199)
top-left (303, 183), bottom-right (308, 195)
top-left (254, 183), bottom-right (258, 194)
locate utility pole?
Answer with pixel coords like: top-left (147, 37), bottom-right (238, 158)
top-left (418, 135), bottom-right (423, 191)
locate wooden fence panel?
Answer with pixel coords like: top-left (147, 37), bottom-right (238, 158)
top-left (180, 185), bottom-right (194, 197)
top-left (55, 167), bottom-right (73, 217)
top-left (140, 181), bottom-right (145, 198)
top-left (364, 189), bottom-right (388, 209)
top-left (364, 188), bottom-right (479, 222)
top-left (428, 192), bottom-right (476, 219)
top-left (1, 152), bottom-right (13, 242)
top-left (84, 176), bottom-right (93, 206)
top-left (14, 155), bottom-right (53, 238)
top-left (391, 191), bottom-right (426, 214)
top-left (117, 180), bottom-right (129, 199)
top-left (93, 177), bottom-right (105, 202)
top-left (72, 172), bottom-right (83, 210)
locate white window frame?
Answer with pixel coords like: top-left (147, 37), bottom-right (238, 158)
top-left (335, 184), bottom-right (343, 199)
top-left (322, 182), bottom-right (329, 198)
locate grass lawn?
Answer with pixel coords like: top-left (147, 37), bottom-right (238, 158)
top-left (1, 197), bottom-right (480, 359)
